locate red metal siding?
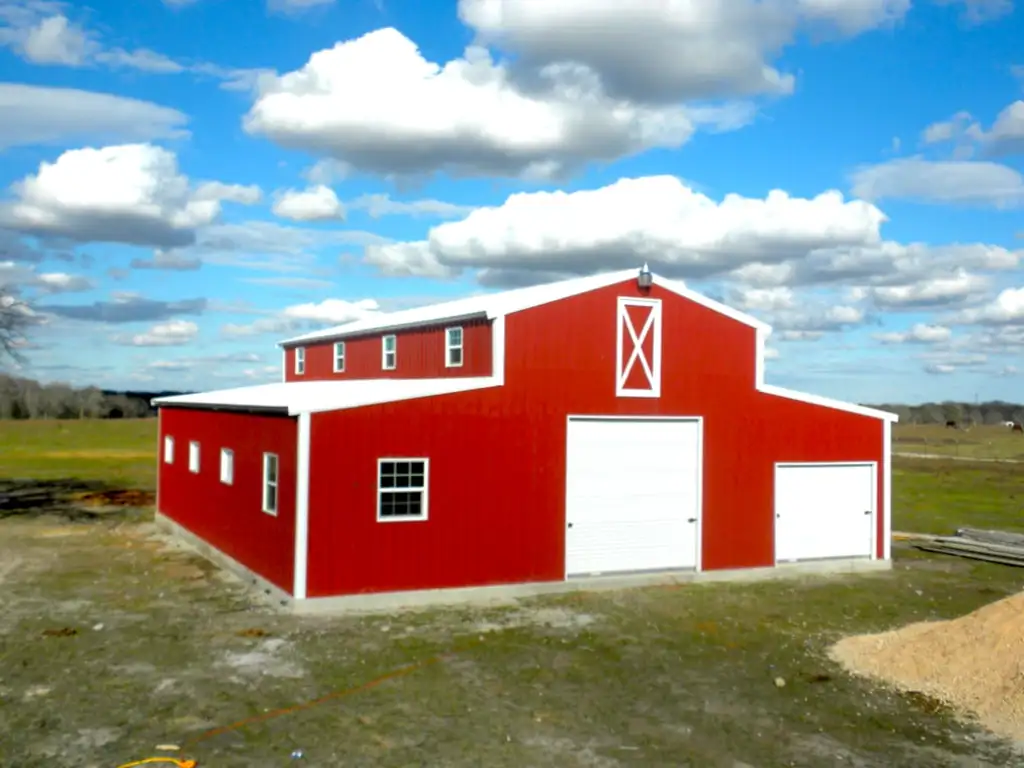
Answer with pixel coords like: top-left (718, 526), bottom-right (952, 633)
top-left (157, 408), bottom-right (298, 593)
top-left (305, 280), bottom-right (885, 598)
top-left (284, 319), bottom-right (492, 382)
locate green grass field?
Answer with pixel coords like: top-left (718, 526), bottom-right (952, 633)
top-left (0, 418), bottom-right (1019, 536)
top-left (0, 418), bottom-right (157, 489)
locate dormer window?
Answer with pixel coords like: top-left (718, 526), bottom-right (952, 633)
top-left (333, 341), bottom-right (345, 373)
top-left (382, 334), bottom-right (397, 370)
top-left (445, 326), bottom-right (463, 368)
top-left (294, 346), bottom-right (305, 375)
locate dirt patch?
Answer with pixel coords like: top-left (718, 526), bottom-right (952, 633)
top-left (72, 488), bottom-right (155, 507)
top-left (829, 590), bottom-right (1024, 743)
top-left (0, 479), bottom-right (151, 520)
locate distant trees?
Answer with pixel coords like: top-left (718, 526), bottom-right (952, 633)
top-left (871, 401), bottom-right (1024, 426)
top-left (0, 374), bottom-right (153, 419)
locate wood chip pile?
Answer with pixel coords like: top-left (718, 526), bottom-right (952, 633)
top-left (829, 591), bottom-right (1024, 742)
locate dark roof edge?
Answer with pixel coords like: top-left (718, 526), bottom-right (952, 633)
top-left (152, 402), bottom-right (293, 417)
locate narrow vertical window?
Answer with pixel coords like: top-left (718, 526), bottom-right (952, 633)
top-left (188, 441), bottom-right (200, 473)
top-left (294, 346), bottom-right (305, 375)
top-left (382, 334), bottom-right (397, 370)
top-left (163, 436), bottom-right (174, 464)
top-left (333, 341), bottom-right (346, 373)
top-left (262, 452), bottom-right (279, 516)
top-left (445, 326), bottom-right (464, 368)
top-left (220, 448), bottom-right (234, 485)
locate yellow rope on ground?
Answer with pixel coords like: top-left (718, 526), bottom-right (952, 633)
top-left (115, 758), bottom-right (196, 768)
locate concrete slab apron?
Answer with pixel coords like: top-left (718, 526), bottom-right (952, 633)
top-left (155, 511), bottom-right (890, 617)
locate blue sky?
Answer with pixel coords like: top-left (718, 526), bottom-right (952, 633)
top-left (0, 0), bottom-right (1022, 405)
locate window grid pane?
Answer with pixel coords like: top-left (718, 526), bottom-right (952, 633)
top-left (378, 460), bottom-right (426, 519)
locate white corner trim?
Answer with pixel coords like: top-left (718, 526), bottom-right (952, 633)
top-left (155, 408), bottom-right (162, 514)
top-left (293, 412), bottom-right (311, 600)
top-left (759, 383), bottom-right (899, 423)
top-left (281, 348), bottom-right (287, 383)
top-left (882, 419), bottom-right (892, 561)
top-left (491, 314), bottom-right (506, 385)
top-left (755, 325), bottom-right (767, 390)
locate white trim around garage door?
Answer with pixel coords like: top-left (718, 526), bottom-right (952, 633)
top-left (564, 415), bottom-right (704, 579)
top-left (772, 461), bottom-right (878, 567)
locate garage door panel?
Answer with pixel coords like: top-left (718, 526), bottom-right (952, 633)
top-left (566, 418), bottom-right (700, 576)
top-left (775, 463), bottom-right (875, 562)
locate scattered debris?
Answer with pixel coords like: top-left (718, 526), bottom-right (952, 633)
top-left (155, 744), bottom-right (181, 752)
top-left (909, 527), bottom-right (1024, 567)
top-left (829, 590), bottom-right (1024, 742)
top-left (773, 676), bottom-right (786, 688)
top-left (41, 627), bottom-right (78, 638)
top-left (237, 627), bottom-right (270, 638)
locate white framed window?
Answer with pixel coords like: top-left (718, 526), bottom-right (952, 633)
top-left (294, 346), bottom-right (305, 375)
top-left (382, 334), bottom-right (397, 370)
top-left (445, 326), bottom-right (464, 368)
top-left (163, 436), bottom-right (174, 464)
top-left (188, 441), bottom-right (200, 473)
top-left (333, 341), bottom-right (346, 373)
top-left (262, 452), bottom-right (279, 516)
top-left (377, 458), bottom-right (429, 522)
top-left (220, 448), bottom-right (234, 485)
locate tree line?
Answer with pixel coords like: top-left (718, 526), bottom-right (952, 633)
top-left (0, 374), bottom-right (183, 420)
top-left (868, 401), bottom-right (1024, 427)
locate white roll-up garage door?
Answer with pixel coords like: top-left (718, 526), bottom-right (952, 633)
top-left (565, 417), bottom-right (701, 577)
top-left (774, 463), bottom-right (876, 562)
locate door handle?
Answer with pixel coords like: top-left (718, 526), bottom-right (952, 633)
top-left (863, 510), bottom-right (871, 515)
top-left (567, 522), bottom-right (573, 528)
top-left (687, 518), bottom-right (697, 523)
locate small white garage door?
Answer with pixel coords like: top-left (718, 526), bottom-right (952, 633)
top-left (565, 418), bottom-right (700, 576)
top-left (774, 463), bottom-right (876, 563)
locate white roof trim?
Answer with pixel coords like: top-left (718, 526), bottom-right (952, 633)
top-left (753, 326), bottom-right (898, 423)
top-left (152, 377), bottom-right (501, 416)
top-left (277, 268), bottom-right (769, 347)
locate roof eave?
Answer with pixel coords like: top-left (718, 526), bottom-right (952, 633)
top-left (276, 310), bottom-right (492, 348)
top-left (152, 401), bottom-right (292, 417)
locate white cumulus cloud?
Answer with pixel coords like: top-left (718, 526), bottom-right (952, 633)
top-left (874, 323), bottom-right (953, 344)
top-left (1, 144), bottom-right (249, 247)
top-left (272, 185), bottom-right (345, 221)
top-left (243, 27), bottom-right (703, 180)
top-left (458, 0), bottom-right (907, 103)
top-left (850, 158), bottom-right (1024, 208)
top-left (114, 319), bottom-right (199, 347)
top-left (365, 175), bottom-right (887, 284)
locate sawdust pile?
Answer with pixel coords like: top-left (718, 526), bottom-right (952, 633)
top-left (829, 591), bottom-right (1024, 742)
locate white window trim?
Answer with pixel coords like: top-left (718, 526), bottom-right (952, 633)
top-left (382, 334), bottom-right (397, 371)
top-left (163, 435), bottom-right (174, 464)
top-left (615, 296), bottom-right (663, 399)
top-left (376, 457), bottom-right (429, 523)
top-left (219, 448), bottom-right (234, 485)
top-left (262, 452), bottom-right (279, 516)
top-left (294, 346), bottom-right (305, 375)
top-left (445, 326), bottom-right (464, 368)
top-left (188, 441), bottom-right (200, 474)
top-left (333, 340), bottom-right (346, 373)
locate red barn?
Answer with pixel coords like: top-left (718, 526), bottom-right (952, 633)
top-left (153, 268), bottom-right (898, 612)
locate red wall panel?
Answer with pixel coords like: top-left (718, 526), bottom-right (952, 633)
top-left (283, 319), bottom-right (492, 382)
top-left (305, 279), bottom-right (885, 598)
top-left (157, 409), bottom-right (298, 593)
